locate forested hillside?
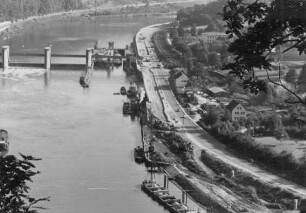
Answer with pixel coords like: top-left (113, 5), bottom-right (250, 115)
top-left (0, 0), bottom-right (84, 21)
top-left (176, 0), bottom-right (226, 26)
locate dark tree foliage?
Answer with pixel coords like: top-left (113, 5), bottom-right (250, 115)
top-left (0, 0), bottom-right (84, 21)
top-left (0, 154), bottom-right (49, 213)
top-left (284, 68), bottom-right (297, 85)
top-left (190, 23), bottom-right (197, 36)
top-left (298, 64), bottom-right (306, 93)
top-left (223, 0), bottom-right (306, 105)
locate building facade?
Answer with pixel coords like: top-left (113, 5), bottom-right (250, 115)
top-left (175, 71), bottom-right (189, 88)
top-left (226, 100), bottom-right (247, 121)
top-left (199, 32), bottom-right (227, 44)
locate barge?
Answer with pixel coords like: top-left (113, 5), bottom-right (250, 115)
top-left (141, 179), bottom-right (190, 213)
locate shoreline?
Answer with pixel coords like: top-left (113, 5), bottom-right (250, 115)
top-left (0, 11), bottom-right (175, 45)
top-left (0, 0), bottom-right (213, 44)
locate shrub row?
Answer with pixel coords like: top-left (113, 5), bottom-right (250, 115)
top-left (197, 121), bottom-right (306, 186)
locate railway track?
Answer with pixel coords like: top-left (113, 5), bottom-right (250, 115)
top-left (153, 30), bottom-right (181, 66)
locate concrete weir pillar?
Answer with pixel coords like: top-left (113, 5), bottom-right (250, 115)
top-left (2, 46), bottom-right (10, 69)
top-left (44, 47), bottom-right (51, 69)
top-left (86, 48), bottom-right (93, 68)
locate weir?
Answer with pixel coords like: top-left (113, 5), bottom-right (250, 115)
top-left (0, 43), bottom-right (126, 70)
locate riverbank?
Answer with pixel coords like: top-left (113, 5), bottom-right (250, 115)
top-left (135, 22), bottom-right (306, 212)
top-left (135, 23), bottom-right (273, 212)
top-left (0, 0), bottom-right (204, 44)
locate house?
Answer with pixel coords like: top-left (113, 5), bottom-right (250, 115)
top-left (184, 32), bottom-right (199, 44)
top-left (175, 70), bottom-right (189, 88)
top-left (206, 87), bottom-right (228, 97)
top-left (199, 32), bottom-right (227, 44)
top-left (226, 100), bottom-right (247, 121)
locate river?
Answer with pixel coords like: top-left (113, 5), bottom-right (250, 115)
top-left (0, 15), bottom-right (202, 213)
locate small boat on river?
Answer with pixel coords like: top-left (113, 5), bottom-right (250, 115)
top-left (127, 83), bottom-right (138, 98)
top-left (79, 76), bottom-right (89, 88)
top-left (134, 146), bottom-right (145, 163)
top-left (123, 102), bottom-right (131, 114)
top-left (120, 86), bottom-right (127, 95)
top-left (0, 129), bottom-right (9, 157)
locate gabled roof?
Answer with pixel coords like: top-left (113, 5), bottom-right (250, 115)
top-left (174, 70), bottom-right (188, 79)
top-left (226, 100), bottom-right (243, 111)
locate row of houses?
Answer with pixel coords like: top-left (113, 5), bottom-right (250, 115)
top-left (173, 69), bottom-right (248, 121)
top-left (184, 31), bottom-right (228, 45)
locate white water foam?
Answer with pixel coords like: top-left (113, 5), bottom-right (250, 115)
top-left (0, 67), bottom-right (46, 82)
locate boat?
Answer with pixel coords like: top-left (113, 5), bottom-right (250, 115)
top-left (130, 98), bottom-right (139, 113)
top-left (127, 83), bottom-right (138, 98)
top-left (0, 129), bottom-right (9, 157)
top-left (113, 52), bottom-right (122, 65)
top-left (141, 179), bottom-right (190, 213)
top-left (120, 86), bottom-right (127, 95)
top-left (134, 146), bottom-right (145, 163)
top-left (79, 76), bottom-right (89, 88)
top-left (123, 102), bottom-right (131, 114)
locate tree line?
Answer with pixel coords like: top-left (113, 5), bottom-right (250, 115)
top-left (0, 0), bottom-right (84, 21)
top-left (176, 0), bottom-right (226, 26)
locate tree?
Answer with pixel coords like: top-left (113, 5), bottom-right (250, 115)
top-left (205, 21), bottom-right (218, 32)
top-left (178, 25), bottom-right (185, 37)
top-left (190, 24), bottom-right (197, 36)
top-left (274, 127), bottom-right (289, 141)
top-left (0, 154), bottom-right (49, 213)
top-left (222, 0), bottom-right (306, 105)
top-left (197, 28), bottom-right (205, 35)
top-left (208, 52), bottom-right (221, 67)
top-left (284, 68), bottom-right (298, 85)
top-left (202, 110), bottom-right (220, 126)
top-left (191, 62), bottom-right (206, 77)
top-left (297, 64), bottom-right (306, 93)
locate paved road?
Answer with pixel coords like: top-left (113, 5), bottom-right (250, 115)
top-left (135, 24), bottom-right (306, 199)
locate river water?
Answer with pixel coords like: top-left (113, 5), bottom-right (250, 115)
top-left (0, 16), bottom-right (201, 213)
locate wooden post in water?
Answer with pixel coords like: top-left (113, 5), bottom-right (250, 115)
top-left (86, 48), bottom-right (93, 68)
top-left (2, 46), bottom-right (10, 69)
top-left (44, 47), bottom-right (51, 69)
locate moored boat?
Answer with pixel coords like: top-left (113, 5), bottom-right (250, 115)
top-left (127, 83), bottom-right (138, 98)
top-left (141, 179), bottom-right (189, 213)
top-left (79, 76), bottom-right (89, 88)
top-left (120, 86), bottom-right (127, 95)
top-left (134, 146), bottom-right (145, 163)
top-left (0, 129), bottom-right (9, 157)
top-left (123, 102), bottom-right (131, 114)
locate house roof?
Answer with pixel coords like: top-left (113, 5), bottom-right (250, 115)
top-left (174, 70), bottom-right (188, 79)
top-left (207, 87), bottom-right (227, 94)
top-left (226, 100), bottom-right (242, 111)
